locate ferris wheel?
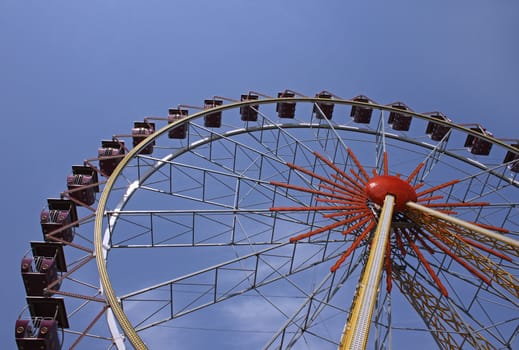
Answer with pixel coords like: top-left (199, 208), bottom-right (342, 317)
top-left (16, 90), bottom-right (519, 349)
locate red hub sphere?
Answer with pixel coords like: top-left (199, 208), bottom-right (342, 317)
top-left (365, 175), bottom-right (417, 211)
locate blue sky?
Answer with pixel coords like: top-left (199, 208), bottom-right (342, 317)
top-left (2, 0), bottom-right (518, 348)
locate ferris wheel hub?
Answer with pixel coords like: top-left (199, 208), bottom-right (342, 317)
top-left (366, 175), bottom-right (417, 211)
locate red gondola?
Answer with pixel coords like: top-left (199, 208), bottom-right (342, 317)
top-left (15, 318), bottom-right (60, 350)
top-left (503, 143), bottom-right (519, 173)
top-left (350, 95), bottom-right (373, 124)
top-left (132, 121), bottom-right (155, 154)
top-left (464, 125), bottom-right (493, 155)
top-left (98, 140), bottom-right (125, 176)
top-left (168, 108), bottom-right (189, 139)
top-left (40, 199), bottom-right (78, 243)
top-left (313, 91), bottom-right (334, 120)
top-left (15, 297), bottom-right (69, 350)
top-left (66, 166), bottom-right (98, 206)
top-left (204, 99), bottom-right (223, 127)
top-left (240, 94), bottom-right (259, 121)
top-left (276, 91), bottom-right (296, 118)
top-left (425, 112), bottom-right (451, 141)
top-left (388, 102), bottom-right (412, 131)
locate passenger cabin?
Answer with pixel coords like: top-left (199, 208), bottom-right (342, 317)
top-left (350, 95), bottom-right (373, 124)
top-left (15, 297), bottom-right (69, 350)
top-left (15, 318), bottom-right (60, 350)
top-left (98, 140), bottom-right (125, 176)
top-left (132, 121), bottom-right (155, 154)
top-left (168, 108), bottom-right (189, 139)
top-left (313, 91), bottom-right (334, 120)
top-left (31, 242), bottom-right (67, 272)
top-left (66, 166), bottom-right (99, 206)
top-left (387, 102), bottom-right (412, 131)
top-left (21, 242), bottom-right (66, 297)
top-left (40, 199), bottom-right (78, 243)
top-left (21, 256), bottom-right (59, 296)
top-left (276, 91), bottom-right (296, 118)
top-left (503, 143), bottom-right (519, 173)
top-left (240, 94), bottom-right (259, 121)
top-left (464, 125), bottom-right (493, 155)
top-left (204, 99), bottom-right (223, 127)
top-left (425, 112), bottom-right (451, 141)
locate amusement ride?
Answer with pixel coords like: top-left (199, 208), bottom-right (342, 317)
top-left (15, 91), bottom-right (519, 349)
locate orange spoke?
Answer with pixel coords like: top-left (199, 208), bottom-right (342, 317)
top-left (318, 183), bottom-right (366, 199)
top-left (420, 230), bottom-right (492, 284)
top-left (471, 222), bottom-right (510, 233)
top-left (394, 228), bottom-right (407, 257)
top-left (350, 169), bottom-right (368, 185)
top-left (413, 182), bottom-right (425, 191)
top-left (435, 209), bottom-right (458, 215)
top-left (456, 235), bottom-right (513, 262)
top-left (428, 219), bottom-right (515, 261)
top-left (331, 221), bottom-right (376, 272)
top-left (270, 205), bottom-right (363, 212)
top-left (417, 195), bottom-right (444, 203)
top-left (416, 179), bottom-right (459, 197)
top-left (270, 181), bottom-right (353, 201)
top-left (385, 240), bottom-right (393, 292)
top-left (347, 147), bottom-right (371, 180)
top-left (322, 207), bottom-right (371, 218)
top-left (402, 229), bottom-right (449, 296)
top-left (330, 172), bottom-right (366, 192)
top-left (335, 212), bottom-right (372, 226)
top-left (341, 216), bottom-right (374, 236)
top-left (383, 151), bottom-right (389, 176)
top-left (406, 162), bottom-right (425, 183)
top-left (319, 183), bottom-right (367, 201)
top-left (286, 161), bottom-right (358, 194)
top-left (316, 197), bottom-right (365, 205)
top-left (313, 151), bottom-right (366, 191)
top-left (289, 217), bottom-right (357, 242)
top-left (409, 227), bottom-right (435, 255)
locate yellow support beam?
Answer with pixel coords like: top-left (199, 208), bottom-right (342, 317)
top-left (339, 195), bottom-right (395, 350)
